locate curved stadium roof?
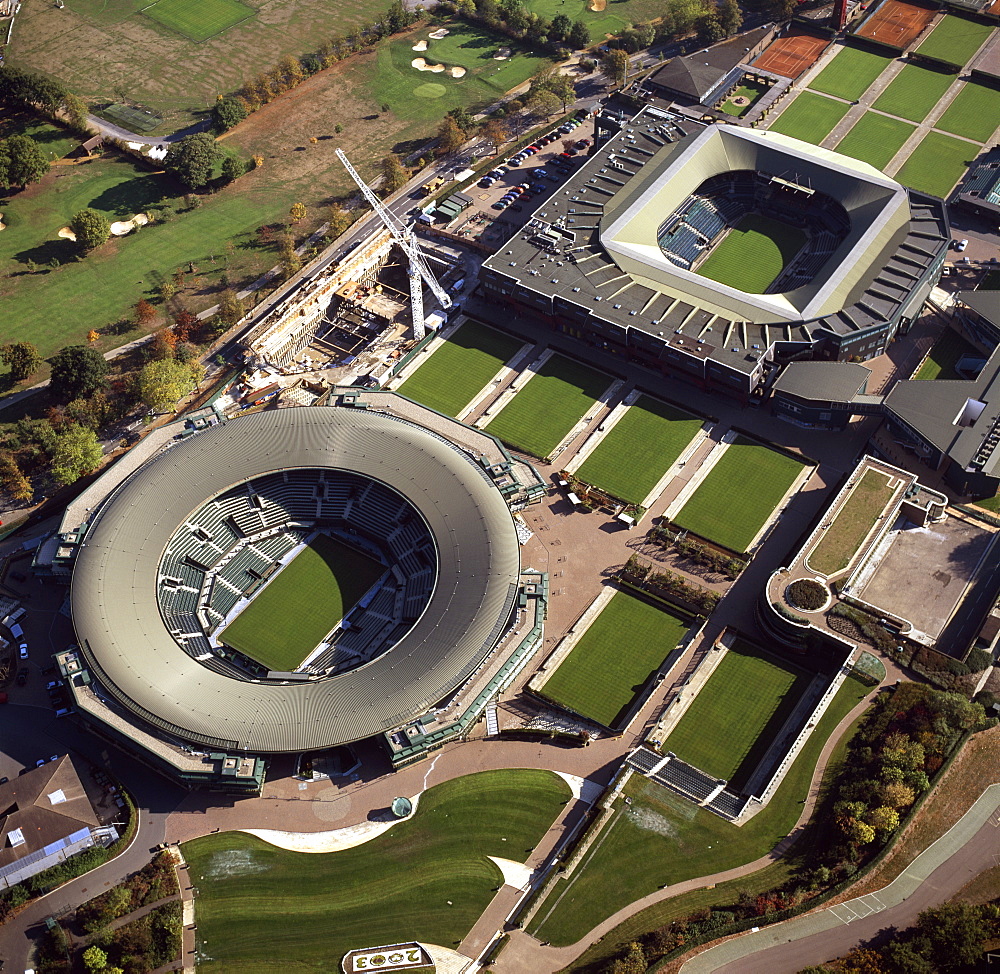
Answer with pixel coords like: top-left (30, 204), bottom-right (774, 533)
top-left (71, 406), bottom-right (521, 753)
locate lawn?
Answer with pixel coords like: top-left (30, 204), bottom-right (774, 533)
top-left (219, 534), bottom-right (385, 670)
top-left (662, 641), bottom-right (812, 783)
top-left (809, 45), bottom-right (893, 101)
top-left (185, 770), bottom-right (569, 973)
top-left (373, 22), bottom-right (550, 123)
top-left (872, 63), bottom-right (955, 123)
top-left (529, 675), bottom-right (871, 947)
top-left (808, 468), bottom-right (896, 576)
top-left (914, 327), bottom-right (981, 380)
top-left (0, 112), bottom-right (78, 162)
top-left (485, 354), bottom-right (612, 459)
top-left (718, 81), bottom-right (769, 118)
top-left (397, 318), bottom-right (524, 416)
top-left (935, 82), bottom-right (1000, 143)
top-left (916, 14), bottom-right (995, 67)
top-left (695, 214), bottom-right (804, 293)
top-left (833, 112), bottom-right (915, 170)
top-left (143, 0), bottom-right (254, 42)
top-left (767, 91), bottom-right (852, 144)
top-left (895, 130), bottom-right (977, 197)
top-left (522, 0), bottom-right (668, 38)
top-left (541, 591), bottom-right (690, 728)
top-left (673, 437), bottom-right (807, 553)
top-left (575, 396), bottom-right (704, 506)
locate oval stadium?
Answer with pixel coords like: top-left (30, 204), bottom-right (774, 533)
top-left (69, 405), bottom-right (523, 758)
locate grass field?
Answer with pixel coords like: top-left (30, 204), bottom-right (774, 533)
top-left (485, 354), bottom-right (612, 459)
top-left (219, 534), bottom-right (385, 670)
top-left (373, 22), bottom-right (550, 122)
top-left (916, 14), bottom-right (995, 67)
top-left (871, 63), bottom-right (955, 123)
top-left (809, 45), bottom-right (893, 101)
top-left (673, 437), bottom-right (807, 553)
top-left (833, 112), bottom-right (915, 169)
top-left (935, 82), bottom-right (1000, 142)
top-left (522, 0), bottom-right (668, 38)
top-left (397, 319), bottom-right (524, 416)
top-left (718, 81), bottom-right (770, 118)
top-left (914, 327), bottom-right (981, 380)
top-left (767, 91), bottom-right (852, 144)
top-left (0, 112), bottom-right (78, 162)
top-left (663, 640), bottom-right (812, 783)
top-left (808, 469), bottom-right (896, 576)
top-left (695, 214), bottom-right (805, 293)
top-left (529, 675), bottom-right (870, 947)
top-left (541, 591), bottom-right (690, 728)
top-left (143, 0), bottom-right (254, 42)
top-left (895, 130), bottom-right (977, 197)
top-left (575, 396), bottom-right (704, 506)
top-left (185, 770), bottom-right (569, 973)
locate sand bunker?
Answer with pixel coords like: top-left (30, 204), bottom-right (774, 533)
top-left (412, 57), bottom-right (465, 77)
top-left (58, 226), bottom-right (77, 242)
top-left (110, 212), bottom-right (151, 236)
top-left (450, 66), bottom-right (466, 77)
top-left (412, 39), bottom-right (428, 51)
top-left (588, 0), bottom-right (606, 9)
top-left (494, 46), bottom-right (512, 60)
top-left (428, 27), bottom-right (450, 39)
top-left (0, 213), bottom-right (5, 232)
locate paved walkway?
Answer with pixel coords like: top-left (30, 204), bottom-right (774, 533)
top-left (682, 783), bottom-right (1000, 972)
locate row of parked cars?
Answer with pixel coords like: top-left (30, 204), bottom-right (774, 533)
top-left (478, 111), bottom-right (591, 190)
top-left (490, 139), bottom-right (591, 212)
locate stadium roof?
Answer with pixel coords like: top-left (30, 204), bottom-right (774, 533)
top-left (772, 361), bottom-right (871, 402)
top-left (71, 406), bottom-right (521, 753)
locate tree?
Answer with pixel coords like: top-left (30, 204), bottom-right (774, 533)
top-left (49, 345), bottom-right (108, 402)
top-left (480, 117), bottom-right (510, 154)
top-left (172, 310), bottom-right (199, 342)
top-left (163, 132), bottom-right (221, 189)
top-left (327, 206), bottom-right (353, 240)
top-left (866, 806), bottom-right (899, 833)
top-left (436, 115), bottom-right (466, 157)
top-left (549, 12), bottom-right (572, 41)
top-left (218, 288), bottom-right (245, 326)
top-left (920, 903), bottom-right (990, 970)
top-left (699, 10), bottom-right (725, 43)
top-left (70, 208), bottom-right (112, 252)
top-left (0, 134), bottom-right (50, 190)
top-left (134, 299), bottom-right (158, 327)
top-left (221, 154), bottom-right (248, 182)
top-left (150, 328), bottom-right (179, 360)
top-left (1, 341), bottom-right (41, 381)
top-left (86, 330), bottom-right (101, 344)
top-left (601, 49), bottom-right (629, 86)
top-left (278, 234), bottom-right (301, 278)
top-left (881, 781), bottom-right (916, 808)
top-left (212, 95), bottom-right (248, 132)
top-left (381, 153), bottom-right (408, 194)
top-left (289, 202), bottom-right (307, 225)
top-left (82, 945), bottom-right (108, 973)
top-left (569, 19), bottom-right (591, 48)
top-left (527, 89), bottom-right (562, 117)
top-left (718, 0), bottom-right (742, 36)
top-left (138, 358), bottom-right (196, 411)
top-left (51, 424), bottom-right (103, 485)
top-left (0, 452), bottom-right (32, 503)
top-left (842, 818), bottom-right (875, 845)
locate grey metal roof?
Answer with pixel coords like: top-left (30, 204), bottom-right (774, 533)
top-left (773, 361), bottom-right (871, 402)
top-left (647, 27), bottom-right (773, 100)
top-left (71, 406), bottom-right (521, 753)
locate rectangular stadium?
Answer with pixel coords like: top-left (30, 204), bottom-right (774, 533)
top-left (480, 108), bottom-right (949, 405)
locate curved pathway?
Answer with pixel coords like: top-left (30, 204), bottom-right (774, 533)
top-left (494, 686), bottom-right (881, 974)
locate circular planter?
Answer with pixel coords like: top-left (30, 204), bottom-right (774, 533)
top-left (785, 577), bottom-right (831, 613)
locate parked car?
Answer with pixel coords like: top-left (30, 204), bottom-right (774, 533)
top-left (18, 644), bottom-right (28, 660)
top-left (957, 238), bottom-right (969, 251)
top-left (0, 777), bottom-right (8, 786)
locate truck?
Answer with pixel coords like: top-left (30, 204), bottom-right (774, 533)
top-left (421, 175), bottom-right (446, 196)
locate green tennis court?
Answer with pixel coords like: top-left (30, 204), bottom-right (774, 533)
top-left (916, 14), bottom-right (995, 67)
top-left (768, 91), bottom-right (852, 144)
top-left (696, 214), bottom-right (805, 293)
top-left (895, 130), bottom-right (976, 197)
top-left (935, 82), bottom-right (1000, 143)
top-left (872, 63), bottom-right (954, 123)
top-left (809, 45), bottom-right (893, 101)
top-left (142, 0), bottom-right (255, 41)
top-left (834, 112), bottom-right (915, 169)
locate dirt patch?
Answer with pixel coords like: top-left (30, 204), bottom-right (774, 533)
top-left (626, 806), bottom-right (679, 839)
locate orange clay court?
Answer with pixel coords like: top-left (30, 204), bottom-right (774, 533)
top-left (752, 29), bottom-right (830, 79)
top-left (856, 0), bottom-right (937, 50)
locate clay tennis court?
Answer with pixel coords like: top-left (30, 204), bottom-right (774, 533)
top-left (752, 29), bottom-right (830, 79)
top-left (856, 0), bottom-right (937, 50)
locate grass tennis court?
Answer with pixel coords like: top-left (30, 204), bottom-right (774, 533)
top-left (397, 319), bottom-right (523, 416)
top-left (574, 396), bottom-right (704, 505)
top-left (767, 91), bottom-right (851, 144)
top-left (872, 63), bottom-right (955, 123)
top-left (185, 770), bottom-right (569, 973)
top-left (99, 102), bottom-right (163, 133)
top-left (673, 437), bottom-right (807, 553)
top-left (220, 534), bottom-right (384, 670)
top-left (662, 640), bottom-right (812, 783)
top-left (916, 14), bottom-right (995, 67)
top-left (808, 468), bottom-right (896, 576)
top-left (914, 327), bottom-right (981, 380)
top-left (542, 591), bottom-right (689, 728)
top-left (809, 45), bottom-right (893, 101)
top-left (486, 354), bottom-right (612, 459)
top-left (695, 214), bottom-right (805, 293)
top-left (935, 82), bottom-right (1000, 142)
top-left (895, 130), bottom-right (976, 197)
top-left (143, 0), bottom-right (254, 41)
top-left (834, 112), bottom-right (915, 169)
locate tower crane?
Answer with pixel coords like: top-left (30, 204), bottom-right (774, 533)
top-left (336, 149), bottom-right (452, 340)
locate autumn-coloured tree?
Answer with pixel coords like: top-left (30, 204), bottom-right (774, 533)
top-left (150, 328), bottom-right (178, 360)
top-left (0, 451), bottom-right (33, 503)
top-left (435, 116), bottom-right (466, 157)
top-left (289, 202), bottom-right (307, 225)
top-left (134, 299), bottom-right (157, 326)
top-left (218, 289), bottom-right (245, 326)
top-left (86, 329), bottom-right (100, 344)
top-left (172, 310), bottom-right (199, 342)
